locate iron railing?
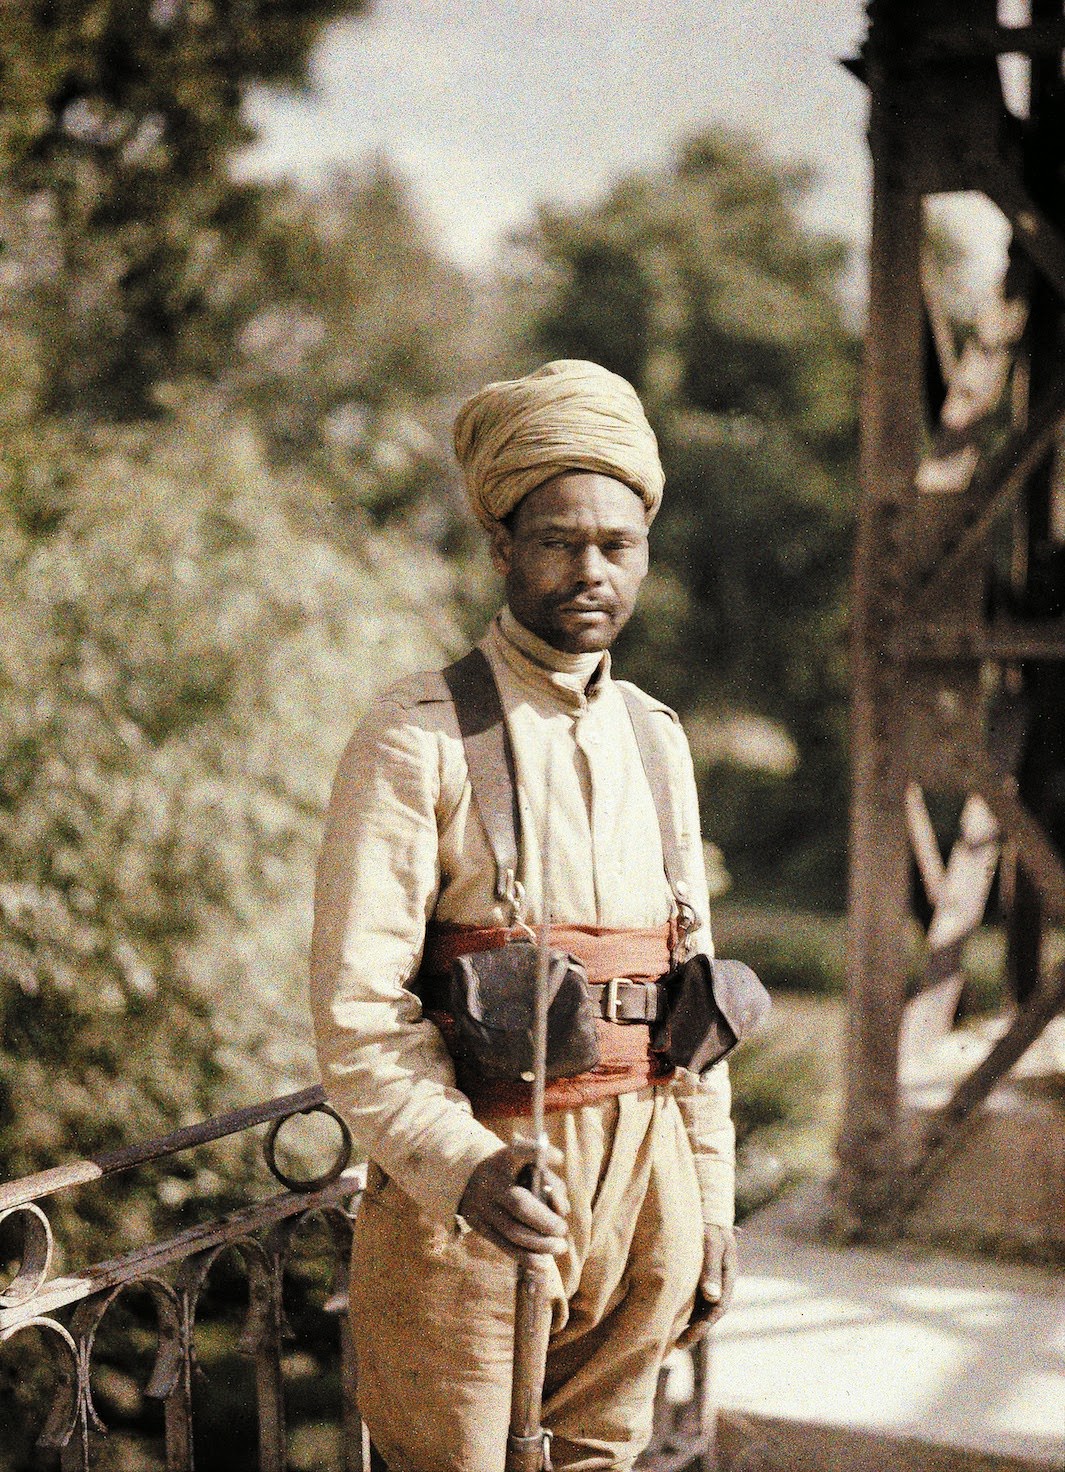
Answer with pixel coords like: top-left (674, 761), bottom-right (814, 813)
top-left (0, 1087), bottom-right (714, 1470)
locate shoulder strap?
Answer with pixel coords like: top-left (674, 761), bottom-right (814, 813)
top-left (443, 651), bottom-right (692, 924)
top-left (441, 648), bottom-right (521, 905)
top-left (618, 687), bottom-right (691, 917)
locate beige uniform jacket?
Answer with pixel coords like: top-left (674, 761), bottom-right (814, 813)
top-left (310, 608), bottom-right (735, 1228)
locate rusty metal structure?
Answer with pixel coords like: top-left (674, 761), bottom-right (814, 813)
top-left (0, 1086), bottom-right (713, 1469)
top-left (839, 0), bottom-right (1065, 1238)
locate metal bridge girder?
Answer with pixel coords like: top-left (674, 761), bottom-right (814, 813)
top-left (838, 0), bottom-right (1065, 1241)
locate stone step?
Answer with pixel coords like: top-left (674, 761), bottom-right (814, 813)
top-left (714, 1411), bottom-right (1057, 1472)
top-left (710, 1189), bottom-right (1065, 1471)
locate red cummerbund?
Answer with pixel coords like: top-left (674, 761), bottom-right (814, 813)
top-left (420, 921), bottom-right (675, 1119)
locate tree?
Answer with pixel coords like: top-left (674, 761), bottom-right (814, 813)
top-left (228, 169), bottom-right (478, 533)
top-left (521, 129), bottom-right (859, 905)
top-left (0, 0), bottom-right (363, 414)
top-left (0, 5), bottom-right (497, 1259)
top-left (0, 390), bottom-right (460, 1259)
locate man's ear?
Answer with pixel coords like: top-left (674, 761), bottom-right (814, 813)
top-left (488, 520), bottom-right (513, 577)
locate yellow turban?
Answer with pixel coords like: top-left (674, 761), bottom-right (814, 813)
top-left (453, 359), bottom-right (664, 529)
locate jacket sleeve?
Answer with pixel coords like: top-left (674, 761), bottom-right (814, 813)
top-left (665, 718), bottom-right (737, 1230)
top-left (309, 694), bottom-right (503, 1224)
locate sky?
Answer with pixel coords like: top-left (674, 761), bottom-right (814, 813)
top-left (238, 1), bottom-right (1009, 306)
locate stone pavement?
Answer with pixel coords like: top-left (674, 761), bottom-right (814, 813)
top-left (707, 1192), bottom-right (1065, 1471)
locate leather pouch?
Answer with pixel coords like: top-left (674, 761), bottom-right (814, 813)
top-left (448, 942), bottom-right (602, 1083)
top-left (651, 954), bottom-right (771, 1073)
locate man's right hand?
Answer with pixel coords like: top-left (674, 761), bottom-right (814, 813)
top-left (459, 1140), bottom-right (570, 1260)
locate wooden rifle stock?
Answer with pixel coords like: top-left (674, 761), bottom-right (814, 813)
top-left (506, 1252), bottom-right (554, 1471)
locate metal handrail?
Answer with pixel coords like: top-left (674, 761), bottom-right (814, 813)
top-left (0, 1085), bottom-right (709, 1470)
top-left (0, 1083), bottom-right (333, 1213)
top-left (0, 1083), bottom-right (365, 1471)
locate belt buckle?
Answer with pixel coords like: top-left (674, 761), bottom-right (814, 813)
top-left (604, 977), bottom-right (621, 1023)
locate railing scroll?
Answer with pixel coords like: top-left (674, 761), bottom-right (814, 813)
top-left (0, 1086), bottom-right (364, 1472)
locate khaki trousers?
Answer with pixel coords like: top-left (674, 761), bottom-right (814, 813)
top-left (349, 1086), bottom-right (704, 1472)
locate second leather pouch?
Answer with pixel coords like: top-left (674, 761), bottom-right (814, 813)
top-left (651, 953), bottom-right (771, 1074)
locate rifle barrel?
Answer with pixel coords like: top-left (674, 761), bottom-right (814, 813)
top-left (506, 744), bottom-right (558, 1472)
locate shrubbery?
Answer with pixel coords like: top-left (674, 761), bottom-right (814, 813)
top-left (0, 389), bottom-right (460, 1259)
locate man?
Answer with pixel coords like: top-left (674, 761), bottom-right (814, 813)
top-left (310, 359), bottom-right (736, 1472)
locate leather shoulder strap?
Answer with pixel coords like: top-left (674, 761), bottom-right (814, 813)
top-left (618, 685), bottom-right (690, 914)
top-left (442, 652), bottom-right (691, 920)
top-left (441, 648), bottom-right (520, 903)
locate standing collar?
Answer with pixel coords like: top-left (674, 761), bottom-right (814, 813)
top-left (489, 607), bottom-right (611, 708)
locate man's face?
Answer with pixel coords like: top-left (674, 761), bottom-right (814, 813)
top-left (490, 472), bottom-right (650, 654)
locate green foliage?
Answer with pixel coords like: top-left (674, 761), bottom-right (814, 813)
top-left (712, 903), bottom-right (849, 996)
top-left (0, 0), bottom-right (363, 414)
top-left (521, 128), bottom-right (859, 905)
top-left (228, 169), bottom-right (476, 534)
top-left (0, 393), bottom-right (458, 1258)
top-left (0, 1), bottom-right (493, 1293)
top-left (730, 1034), bottom-right (821, 1221)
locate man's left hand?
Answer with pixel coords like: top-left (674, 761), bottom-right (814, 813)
top-left (677, 1224), bottom-right (737, 1347)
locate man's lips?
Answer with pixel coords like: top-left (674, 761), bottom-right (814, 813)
top-left (557, 601), bottom-right (612, 615)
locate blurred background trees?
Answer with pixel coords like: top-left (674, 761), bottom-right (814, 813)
top-left (227, 168), bottom-right (478, 538)
top-left (0, 4), bottom-right (859, 1252)
top-left (0, 1), bottom-right (472, 1259)
top-left (518, 130), bottom-right (859, 905)
top-left (0, 0), bottom-right (361, 414)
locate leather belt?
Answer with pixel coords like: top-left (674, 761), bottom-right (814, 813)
top-left (423, 922), bottom-right (674, 985)
top-left (417, 975), bottom-right (665, 1025)
top-left (589, 978), bottom-right (664, 1023)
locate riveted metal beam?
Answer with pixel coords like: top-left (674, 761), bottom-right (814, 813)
top-left (840, 0), bottom-right (1065, 1241)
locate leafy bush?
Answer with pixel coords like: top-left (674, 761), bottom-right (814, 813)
top-left (713, 903), bottom-right (849, 995)
top-left (0, 393), bottom-right (460, 1261)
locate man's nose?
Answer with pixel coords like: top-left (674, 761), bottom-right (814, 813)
top-left (574, 545), bottom-right (609, 583)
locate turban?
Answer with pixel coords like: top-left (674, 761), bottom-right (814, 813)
top-left (453, 359), bottom-right (664, 529)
